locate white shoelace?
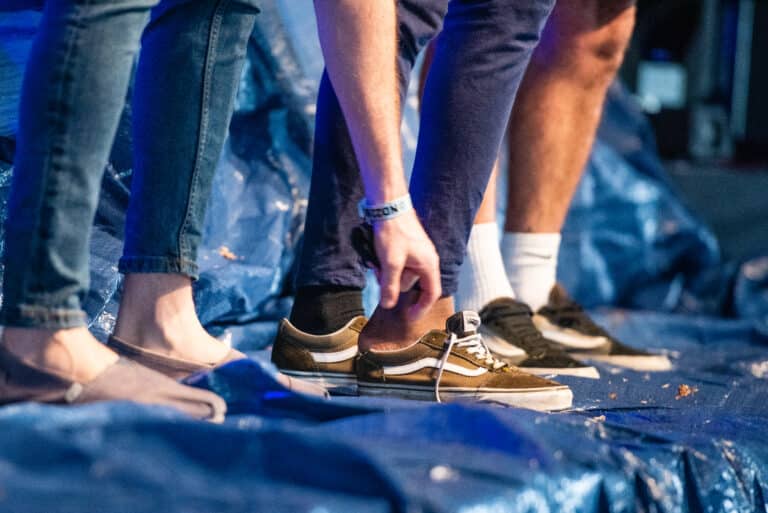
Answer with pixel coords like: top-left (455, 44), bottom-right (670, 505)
top-left (433, 332), bottom-right (506, 403)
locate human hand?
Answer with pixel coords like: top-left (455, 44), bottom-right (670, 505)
top-left (372, 210), bottom-right (441, 320)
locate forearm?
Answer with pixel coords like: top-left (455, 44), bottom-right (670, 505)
top-left (313, 0), bottom-right (405, 204)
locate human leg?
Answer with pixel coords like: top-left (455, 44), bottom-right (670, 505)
top-left (0, 0), bottom-right (225, 418)
top-left (0, 0), bottom-right (159, 381)
top-left (361, 0), bottom-right (557, 349)
top-left (111, 0), bottom-right (260, 367)
top-left (502, 0), bottom-right (636, 310)
top-left (459, 1), bottom-right (668, 370)
top-left (276, 0), bottom-right (577, 406)
top-left (289, 0), bottom-right (449, 335)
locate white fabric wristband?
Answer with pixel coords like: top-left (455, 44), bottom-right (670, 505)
top-left (358, 194), bottom-right (413, 223)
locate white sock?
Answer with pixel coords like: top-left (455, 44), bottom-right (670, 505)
top-left (501, 232), bottom-right (561, 311)
top-left (456, 223), bottom-right (515, 312)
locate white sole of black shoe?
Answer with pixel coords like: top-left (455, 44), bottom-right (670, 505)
top-left (570, 353), bottom-right (673, 372)
top-left (522, 365), bottom-right (601, 379)
top-left (479, 329), bottom-right (528, 362)
top-left (533, 316), bottom-right (610, 349)
top-left (280, 370), bottom-right (358, 395)
top-left (357, 383), bottom-right (573, 411)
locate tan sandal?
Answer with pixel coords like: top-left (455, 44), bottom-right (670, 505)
top-left (0, 345), bottom-right (226, 422)
top-left (107, 335), bottom-right (246, 381)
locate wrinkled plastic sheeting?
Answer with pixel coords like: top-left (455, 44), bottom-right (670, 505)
top-left (1, 3), bottom-right (764, 344)
top-left (2, 310), bottom-right (768, 513)
top-left (735, 256), bottom-right (768, 336)
top-left (557, 83), bottom-right (731, 314)
top-left (3, 6), bottom-right (768, 513)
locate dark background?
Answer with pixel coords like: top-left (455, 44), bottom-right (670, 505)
top-left (622, 0), bottom-right (767, 260)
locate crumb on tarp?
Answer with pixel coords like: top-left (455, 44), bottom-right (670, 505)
top-left (218, 246), bottom-right (238, 261)
top-left (609, 392), bottom-right (617, 400)
top-left (675, 384), bottom-right (698, 400)
top-left (661, 383), bottom-right (671, 389)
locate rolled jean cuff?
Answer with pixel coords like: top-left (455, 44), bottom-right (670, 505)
top-left (118, 256), bottom-right (199, 279)
top-left (0, 304), bottom-right (88, 329)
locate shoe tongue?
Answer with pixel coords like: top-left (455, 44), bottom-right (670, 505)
top-left (446, 311), bottom-right (481, 337)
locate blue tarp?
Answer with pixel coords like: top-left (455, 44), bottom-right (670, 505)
top-left (1, 3), bottom-right (767, 512)
top-left (2, 312), bottom-right (767, 512)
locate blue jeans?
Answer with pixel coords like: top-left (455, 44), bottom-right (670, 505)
top-left (297, 0), bottom-right (556, 296)
top-left (0, 0), bottom-right (259, 328)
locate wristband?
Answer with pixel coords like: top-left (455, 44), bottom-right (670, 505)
top-left (358, 194), bottom-right (413, 223)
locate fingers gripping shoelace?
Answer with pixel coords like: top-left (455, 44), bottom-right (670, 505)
top-left (433, 332), bottom-right (506, 403)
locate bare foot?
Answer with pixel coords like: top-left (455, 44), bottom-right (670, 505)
top-left (1, 327), bottom-right (119, 382)
top-left (113, 273), bottom-right (231, 364)
top-left (359, 290), bottom-right (454, 352)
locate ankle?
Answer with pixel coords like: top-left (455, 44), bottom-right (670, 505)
top-left (119, 273), bottom-right (196, 318)
top-left (114, 274), bottom-right (229, 362)
top-left (359, 292), bottom-right (454, 352)
top-left (115, 273), bottom-right (202, 344)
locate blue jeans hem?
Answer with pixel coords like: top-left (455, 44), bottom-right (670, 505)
top-left (0, 304), bottom-right (87, 329)
top-left (118, 256), bottom-right (199, 279)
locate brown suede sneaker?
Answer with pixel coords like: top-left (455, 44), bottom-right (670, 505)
top-left (271, 316), bottom-right (366, 395)
top-left (356, 312), bottom-right (573, 411)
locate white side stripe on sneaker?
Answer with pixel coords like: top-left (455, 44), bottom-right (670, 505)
top-left (532, 315), bottom-right (608, 349)
top-left (310, 345), bottom-right (359, 363)
top-left (383, 358), bottom-right (488, 377)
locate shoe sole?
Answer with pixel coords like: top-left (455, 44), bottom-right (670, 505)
top-left (357, 383), bottom-right (573, 411)
top-left (522, 365), bottom-right (601, 379)
top-left (280, 370), bottom-right (358, 395)
top-left (571, 353), bottom-right (673, 372)
top-left (533, 316), bottom-right (609, 350)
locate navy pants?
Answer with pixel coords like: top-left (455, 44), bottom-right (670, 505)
top-left (296, 0), bottom-right (556, 296)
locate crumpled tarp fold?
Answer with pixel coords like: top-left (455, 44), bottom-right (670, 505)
top-left (0, 3), bottom-right (767, 513)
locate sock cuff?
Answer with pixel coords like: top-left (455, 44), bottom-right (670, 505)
top-left (466, 223), bottom-right (499, 255)
top-left (501, 232), bottom-right (561, 259)
top-left (289, 286), bottom-right (365, 335)
top-left (455, 223), bottom-right (514, 312)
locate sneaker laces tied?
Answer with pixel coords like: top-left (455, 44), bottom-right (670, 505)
top-left (433, 332), bottom-right (505, 403)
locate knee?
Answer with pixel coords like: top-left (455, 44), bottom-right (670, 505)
top-left (582, 5), bottom-right (636, 75)
top-left (533, 2), bottom-right (636, 88)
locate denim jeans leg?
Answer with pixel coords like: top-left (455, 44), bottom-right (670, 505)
top-left (295, 0), bottom-right (449, 290)
top-left (0, 0), bottom-right (159, 329)
top-left (411, 0), bottom-right (556, 296)
top-left (118, 0), bottom-right (260, 279)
